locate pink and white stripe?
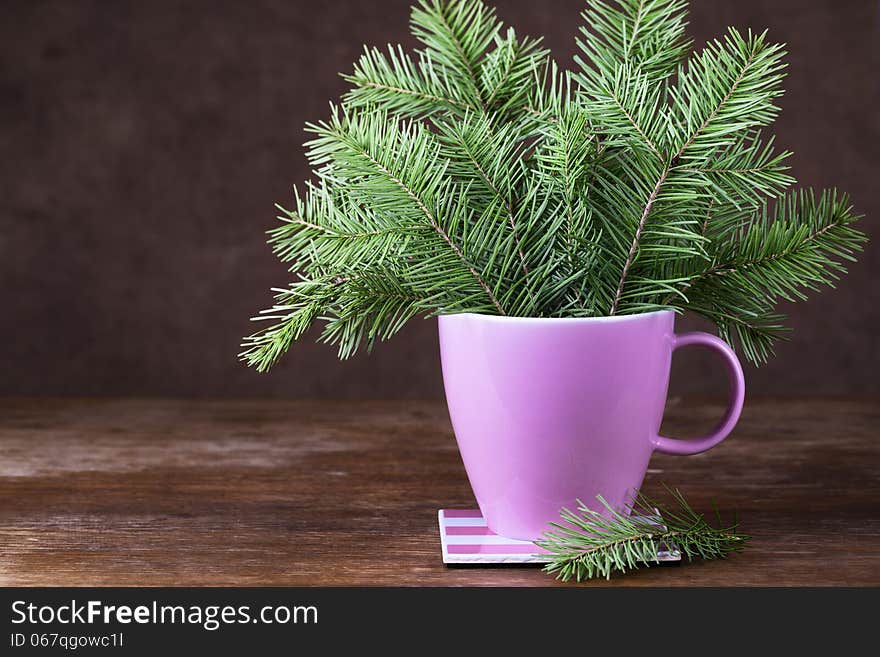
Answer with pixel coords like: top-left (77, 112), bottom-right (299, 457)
top-left (438, 509), bottom-right (681, 564)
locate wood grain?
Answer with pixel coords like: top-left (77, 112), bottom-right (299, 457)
top-left (0, 397), bottom-right (877, 586)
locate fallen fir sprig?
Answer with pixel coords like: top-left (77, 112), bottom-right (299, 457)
top-left (535, 487), bottom-right (749, 582)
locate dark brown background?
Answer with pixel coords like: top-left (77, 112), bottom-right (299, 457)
top-left (2, 0), bottom-right (878, 398)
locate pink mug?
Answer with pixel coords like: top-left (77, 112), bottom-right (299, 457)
top-left (438, 310), bottom-right (745, 540)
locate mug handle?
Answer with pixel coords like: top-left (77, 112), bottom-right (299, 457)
top-left (651, 332), bottom-right (746, 456)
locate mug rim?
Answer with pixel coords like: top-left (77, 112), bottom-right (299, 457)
top-left (438, 309), bottom-right (674, 324)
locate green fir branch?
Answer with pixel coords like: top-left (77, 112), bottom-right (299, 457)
top-left (343, 45), bottom-right (476, 118)
top-left (306, 107), bottom-right (507, 315)
top-left (575, 0), bottom-right (691, 86)
top-left (242, 0), bottom-right (865, 368)
top-left (536, 488), bottom-right (749, 582)
top-left (676, 189), bottom-right (865, 363)
top-left (410, 0), bottom-right (501, 107)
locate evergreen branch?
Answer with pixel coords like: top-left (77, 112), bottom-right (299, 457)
top-left (685, 299), bottom-right (787, 364)
top-left (239, 278), bottom-right (339, 372)
top-left (608, 84), bottom-right (663, 159)
top-left (689, 189), bottom-right (863, 301)
top-left (483, 32), bottom-right (522, 107)
top-left (436, 13), bottom-right (485, 105)
top-left (679, 130), bottom-right (794, 210)
top-left (358, 80), bottom-right (468, 110)
top-left (586, 146), bottom-right (708, 316)
top-left (625, 0), bottom-right (647, 59)
top-left (575, 0), bottom-right (691, 85)
top-left (480, 29), bottom-right (549, 114)
top-left (435, 113), bottom-right (532, 283)
top-left (344, 45), bottom-right (475, 118)
top-left (465, 152), bottom-right (531, 276)
top-left (268, 183), bottom-right (413, 275)
top-left (244, 0), bottom-right (865, 370)
top-left (547, 108), bottom-right (593, 257)
top-left (320, 269), bottom-right (425, 358)
top-left (536, 488), bottom-right (749, 582)
top-left (676, 189), bottom-right (865, 363)
top-left (411, 0), bottom-right (501, 108)
top-left (670, 28), bottom-right (787, 163)
top-left (580, 63), bottom-right (668, 157)
top-left (674, 57), bottom-right (753, 158)
top-left (609, 165), bottom-right (669, 314)
top-left (594, 29), bottom-right (789, 316)
top-left (524, 59), bottom-right (568, 123)
top-left (359, 141), bottom-right (507, 315)
top-left (281, 216), bottom-right (389, 239)
top-left (532, 100), bottom-right (602, 310)
top-left (306, 109), bottom-right (506, 315)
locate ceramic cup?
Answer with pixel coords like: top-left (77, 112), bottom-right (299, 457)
top-left (438, 310), bottom-right (745, 541)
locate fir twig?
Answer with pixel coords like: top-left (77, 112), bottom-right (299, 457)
top-left (609, 166), bottom-right (669, 314)
top-left (536, 488), bottom-right (749, 582)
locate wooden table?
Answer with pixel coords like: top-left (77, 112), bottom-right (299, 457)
top-left (1, 398), bottom-right (877, 586)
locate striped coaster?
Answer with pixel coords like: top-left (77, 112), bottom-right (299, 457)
top-left (439, 509), bottom-right (682, 565)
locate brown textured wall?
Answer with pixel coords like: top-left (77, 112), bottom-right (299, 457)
top-left (1, 0), bottom-right (878, 398)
